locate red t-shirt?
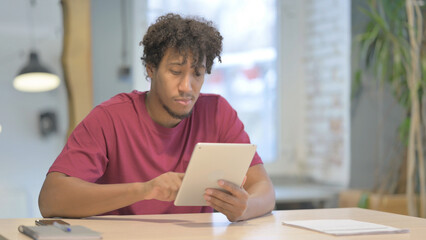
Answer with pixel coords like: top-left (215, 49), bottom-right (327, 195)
top-left (49, 90), bottom-right (262, 215)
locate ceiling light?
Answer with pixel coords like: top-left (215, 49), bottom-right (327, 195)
top-left (14, 52), bottom-right (60, 92)
top-left (13, 0), bottom-right (60, 93)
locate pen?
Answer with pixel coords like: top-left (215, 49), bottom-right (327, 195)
top-left (53, 221), bottom-right (72, 232)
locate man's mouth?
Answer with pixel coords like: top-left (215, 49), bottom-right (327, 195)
top-left (175, 98), bottom-right (193, 106)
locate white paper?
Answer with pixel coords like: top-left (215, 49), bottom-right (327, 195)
top-left (282, 219), bottom-right (409, 236)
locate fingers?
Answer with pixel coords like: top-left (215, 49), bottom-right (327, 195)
top-left (206, 180), bottom-right (248, 203)
top-left (204, 186), bottom-right (248, 208)
top-left (204, 180), bottom-right (249, 222)
top-left (207, 199), bottom-right (239, 221)
top-left (205, 190), bottom-right (236, 210)
top-left (145, 172), bottom-right (184, 201)
top-left (205, 188), bottom-right (233, 205)
top-left (204, 190), bottom-right (248, 222)
top-left (217, 180), bottom-right (245, 199)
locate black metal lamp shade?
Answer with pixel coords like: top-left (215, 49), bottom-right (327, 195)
top-left (14, 51), bottom-right (60, 92)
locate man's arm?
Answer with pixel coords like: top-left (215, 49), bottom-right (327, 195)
top-left (204, 164), bottom-right (276, 222)
top-left (38, 171), bottom-right (184, 218)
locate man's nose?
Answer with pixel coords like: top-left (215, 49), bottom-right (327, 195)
top-left (178, 74), bottom-right (193, 93)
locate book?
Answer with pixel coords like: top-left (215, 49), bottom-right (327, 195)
top-left (18, 225), bottom-right (102, 240)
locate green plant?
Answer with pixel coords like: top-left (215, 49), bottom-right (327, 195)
top-left (355, 0), bottom-right (425, 217)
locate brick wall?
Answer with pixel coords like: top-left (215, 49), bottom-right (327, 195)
top-left (302, 0), bottom-right (350, 184)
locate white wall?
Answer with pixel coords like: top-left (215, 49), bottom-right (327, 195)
top-left (91, 0), bottom-right (151, 107)
top-left (91, 0), bottom-right (137, 106)
top-left (0, 0), bottom-right (67, 218)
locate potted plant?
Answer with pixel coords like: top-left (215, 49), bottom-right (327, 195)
top-left (352, 0), bottom-right (425, 217)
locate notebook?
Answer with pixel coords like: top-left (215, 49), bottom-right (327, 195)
top-left (18, 225), bottom-right (102, 240)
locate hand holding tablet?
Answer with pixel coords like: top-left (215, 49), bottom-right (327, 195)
top-left (174, 143), bottom-right (257, 206)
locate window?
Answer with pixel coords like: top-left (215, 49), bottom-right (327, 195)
top-left (145, 0), bottom-right (279, 163)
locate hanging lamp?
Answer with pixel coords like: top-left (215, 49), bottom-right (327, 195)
top-left (13, 0), bottom-right (60, 93)
top-left (14, 51), bottom-right (60, 92)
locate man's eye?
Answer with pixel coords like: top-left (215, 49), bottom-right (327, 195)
top-left (170, 70), bottom-right (181, 75)
top-left (194, 69), bottom-right (205, 77)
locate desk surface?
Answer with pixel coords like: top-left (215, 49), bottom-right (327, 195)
top-left (1, 208), bottom-right (426, 239)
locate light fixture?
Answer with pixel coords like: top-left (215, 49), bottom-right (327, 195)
top-left (13, 0), bottom-right (60, 93)
top-left (14, 52), bottom-right (60, 92)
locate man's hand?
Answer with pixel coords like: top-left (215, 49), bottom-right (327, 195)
top-left (144, 172), bottom-right (185, 201)
top-left (203, 180), bottom-right (249, 222)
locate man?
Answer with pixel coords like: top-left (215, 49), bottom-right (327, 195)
top-left (39, 13), bottom-right (275, 222)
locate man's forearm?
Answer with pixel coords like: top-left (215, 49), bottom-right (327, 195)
top-left (38, 172), bottom-right (147, 218)
top-left (240, 180), bottom-right (276, 221)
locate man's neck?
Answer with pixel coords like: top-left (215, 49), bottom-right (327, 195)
top-left (145, 92), bottom-right (181, 128)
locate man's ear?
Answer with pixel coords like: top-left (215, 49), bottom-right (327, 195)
top-left (146, 64), bottom-right (155, 78)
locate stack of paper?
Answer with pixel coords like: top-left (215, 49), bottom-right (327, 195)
top-left (282, 219), bottom-right (409, 236)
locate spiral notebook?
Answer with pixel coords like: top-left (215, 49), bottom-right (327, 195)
top-left (18, 225), bottom-right (102, 240)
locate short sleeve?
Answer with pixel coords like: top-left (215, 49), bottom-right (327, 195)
top-left (215, 96), bottom-right (263, 166)
top-left (48, 106), bottom-right (113, 182)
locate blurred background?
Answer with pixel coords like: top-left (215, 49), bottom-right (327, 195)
top-left (0, 0), bottom-right (413, 218)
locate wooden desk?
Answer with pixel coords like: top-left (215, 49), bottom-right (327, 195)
top-left (1, 208), bottom-right (425, 239)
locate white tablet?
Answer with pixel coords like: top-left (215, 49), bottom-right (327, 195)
top-left (174, 142), bottom-right (257, 206)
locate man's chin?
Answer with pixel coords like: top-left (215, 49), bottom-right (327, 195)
top-left (163, 104), bottom-right (193, 120)
top-left (171, 111), bottom-right (192, 120)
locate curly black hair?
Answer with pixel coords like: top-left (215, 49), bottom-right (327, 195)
top-left (140, 13), bottom-right (223, 75)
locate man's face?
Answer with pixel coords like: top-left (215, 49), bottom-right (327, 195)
top-left (148, 48), bottom-right (206, 120)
